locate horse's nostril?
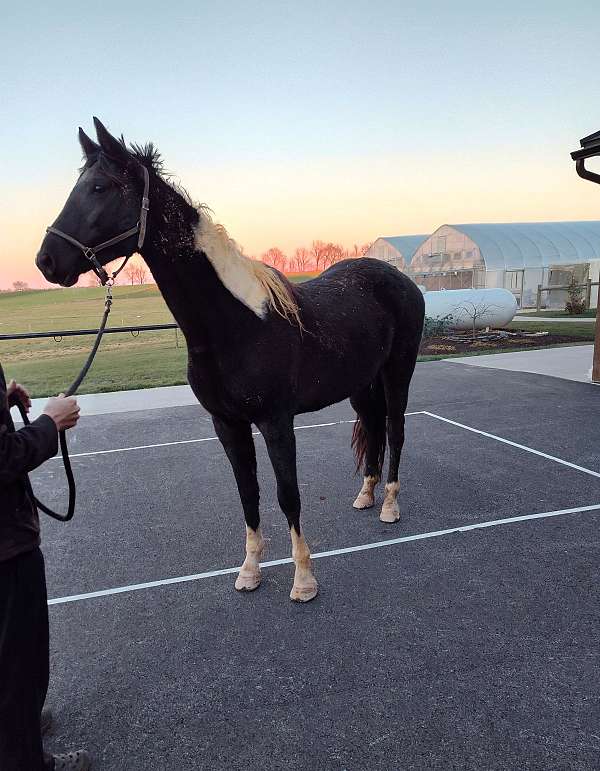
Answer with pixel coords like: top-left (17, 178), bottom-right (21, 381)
top-left (36, 253), bottom-right (55, 276)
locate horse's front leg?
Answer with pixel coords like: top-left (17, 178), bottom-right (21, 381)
top-left (258, 415), bottom-right (318, 603)
top-left (212, 417), bottom-right (264, 591)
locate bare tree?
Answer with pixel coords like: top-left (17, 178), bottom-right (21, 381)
top-left (132, 262), bottom-right (148, 284)
top-left (321, 242), bottom-right (347, 268)
top-left (87, 273), bottom-right (102, 287)
top-left (12, 281), bottom-right (29, 291)
top-left (455, 301), bottom-right (500, 340)
top-left (360, 242), bottom-right (373, 256)
top-left (293, 247), bottom-right (311, 272)
top-left (310, 240), bottom-right (329, 271)
top-left (123, 258), bottom-right (148, 285)
top-left (261, 247), bottom-right (287, 271)
top-left (123, 262), bottom-right (137, 286)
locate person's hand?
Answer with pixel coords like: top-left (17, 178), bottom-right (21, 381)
top-left (42, 395), bottom-right (80, 431)
top-left (7, 379), bottom-right (32, 413)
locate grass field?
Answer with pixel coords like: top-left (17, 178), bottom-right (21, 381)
top-left (0, 286), bottom-right (596, 397)
top-left (507, 319), bottom-right (596, 337)
top-left (0, 286), bottom-right (188, 396)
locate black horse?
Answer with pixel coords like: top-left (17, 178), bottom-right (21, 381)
top-left (37, 119), bottom-right (424, 602)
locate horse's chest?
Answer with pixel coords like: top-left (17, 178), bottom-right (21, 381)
top-left (187, 351), bottom-right (267, 420)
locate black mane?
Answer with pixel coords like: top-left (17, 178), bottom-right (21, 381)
top-left (128, 140), bottom-right (165, 177)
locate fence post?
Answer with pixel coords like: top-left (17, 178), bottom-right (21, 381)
top-left (593, 283), bottom-right (600, 384)
top-left (586, 278), bottom-right (592, 310)
top-left (536, 284), bottom-right (542, 313)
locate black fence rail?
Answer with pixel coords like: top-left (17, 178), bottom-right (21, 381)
top-left (0, 322), bottom-right (179, 342)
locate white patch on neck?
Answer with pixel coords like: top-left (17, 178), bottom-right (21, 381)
top-left (194, 211), bottom-right (268, 317)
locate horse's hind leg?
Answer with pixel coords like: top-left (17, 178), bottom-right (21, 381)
top-left (212, 416), bottom-right (264, 591)
top-left (379, 353), bottom-right (417, 523)
top-left (258, 414), bottom-right (318, 603)
top-left (350, 378), bottom-right (387, 510)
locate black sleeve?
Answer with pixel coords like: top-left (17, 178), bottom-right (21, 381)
top-left (0, 414), bottom-right (59, 485)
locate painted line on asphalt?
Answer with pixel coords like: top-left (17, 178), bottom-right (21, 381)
top-left (48, 502), bottom-right (600, 606)
top-left (51, 413), bottom-right (425, 459)
top-left (422, 411), bottom-right (600, 479)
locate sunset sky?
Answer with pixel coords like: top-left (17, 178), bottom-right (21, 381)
top-left (2, 0), bottom-right (600, 288)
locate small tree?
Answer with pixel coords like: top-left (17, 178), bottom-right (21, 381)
top-left (293, 247), bottom-right (311, 272)
top-left (310, 240), bottom-right (328, 271)
top-left (456, 301), bottom-right (500, 340)
top-left (12, 280), bottom-right (28, 291)
top-left (565, 276), bottom-right (585, 315)
top-left (123, 258), bottom-right (148, 285)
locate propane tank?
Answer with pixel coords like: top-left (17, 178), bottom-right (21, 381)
top-left (423, 288), bottom-right (518, 330)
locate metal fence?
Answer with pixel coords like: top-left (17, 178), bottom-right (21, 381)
top-left (0, 322), bottom-right (181, 345)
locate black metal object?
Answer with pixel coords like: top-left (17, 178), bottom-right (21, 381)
top-left (0, 322), bottom-right (178, 342)
top-left (571, 128), bottom-right (600, 184)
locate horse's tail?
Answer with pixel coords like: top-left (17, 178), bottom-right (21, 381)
top-left (351, 375), bottom-right (387, 477)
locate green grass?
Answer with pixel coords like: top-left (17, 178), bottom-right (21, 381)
top-left (1, 286), bottom-right (185, 397)
top-left (418, 341), bottom-right (593, 362)
top-left (286, 271), bottom-right (320, 283)
top-left (507, 320), bottom-right (595, 338)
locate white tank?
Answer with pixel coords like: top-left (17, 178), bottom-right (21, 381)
top-left (423, 288), bottom-right (518, 330)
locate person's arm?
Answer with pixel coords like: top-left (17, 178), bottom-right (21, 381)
top-left (0, 415), bottom-right (58, 485)
top-left (0, 395), bottom-right (80, 485)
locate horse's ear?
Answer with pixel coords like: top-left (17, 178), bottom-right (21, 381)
top-left (93, 117), bottom-right (130, 166)
top-left (78, 127), bottom-right (100, 160)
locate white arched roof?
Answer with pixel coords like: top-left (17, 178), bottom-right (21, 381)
top-left (449, 221), bottom-right (600, 270)
top-left (380, 235), bottom-right (429, 264)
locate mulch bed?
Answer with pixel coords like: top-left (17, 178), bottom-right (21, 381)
top-left (419, 329), bottom-right (591, 356)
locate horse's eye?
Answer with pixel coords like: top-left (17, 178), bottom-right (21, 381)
top-left (93, 184), bottom-right (105, 193)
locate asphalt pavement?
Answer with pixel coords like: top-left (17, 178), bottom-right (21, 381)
top-left (35, 361), bottom-right (600, 770)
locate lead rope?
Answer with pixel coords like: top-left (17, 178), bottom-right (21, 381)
top-left (15, 282), bottom-right (114, 522)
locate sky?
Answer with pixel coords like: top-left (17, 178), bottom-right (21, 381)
top-left (2, 0), bottom-right (600, 287)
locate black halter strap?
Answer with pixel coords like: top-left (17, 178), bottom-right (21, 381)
top-left (46, 164), bottom-right (150, 285)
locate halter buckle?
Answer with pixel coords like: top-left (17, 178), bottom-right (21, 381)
top-left (82, 247), bottom-right (96, 262)
top-left (141, 197), bottom-right (150, 211)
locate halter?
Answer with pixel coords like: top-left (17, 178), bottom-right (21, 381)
top-left (46, 164), bottom-right (150, 286)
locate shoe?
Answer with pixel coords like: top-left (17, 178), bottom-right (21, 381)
top-left (41, 708), bottom-right (53, 735)
top-left (51, 750), bottom-right (92, 770)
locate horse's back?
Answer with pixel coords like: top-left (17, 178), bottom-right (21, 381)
top-left (295, 257), bottom-right (424, 331)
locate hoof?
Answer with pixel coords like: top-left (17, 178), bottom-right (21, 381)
top-left (290, 581), bottom-right (319, 603)
top-left (353, 491), bottom-right (375, 510)
top-left (235, 570), bottom-right (261, 592)
top-left (379, 503), bottom-right (400, 523)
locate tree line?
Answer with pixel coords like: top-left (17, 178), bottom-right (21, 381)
top-left (8, 240), bottom-right (374, 290)
top-left (257, 241), bottom-right (373, 272)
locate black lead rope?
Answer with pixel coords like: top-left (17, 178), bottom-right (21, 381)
top-left (15, 286), bottom-right (114, 522)
top-left (15, 160), bottom-right (151, 521)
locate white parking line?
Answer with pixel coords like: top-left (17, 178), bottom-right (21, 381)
top-left (422, 411), bottom-right (600, 479)
top-left (52, 414), bottom-right (424, 459)
top-left (48, 502), bottom-right (600, 606)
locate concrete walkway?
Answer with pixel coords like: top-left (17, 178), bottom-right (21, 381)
top-left (445, 344), bottom-right (596, 384)
top-left (514, 316), bottom-right (595, 323)
top-left (24, 384), bottom-right (198, 420)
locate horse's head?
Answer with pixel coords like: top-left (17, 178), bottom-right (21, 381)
top-left (37, 118), bottom-right (148, 286)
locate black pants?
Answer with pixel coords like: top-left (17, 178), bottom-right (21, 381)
top-left (0, 547), bottom-right (51, 771)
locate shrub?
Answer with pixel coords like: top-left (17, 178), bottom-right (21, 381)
top-left (422, 314), bottom-right (453, 339)
top-left (565, 277), bottom-right (586, 315)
